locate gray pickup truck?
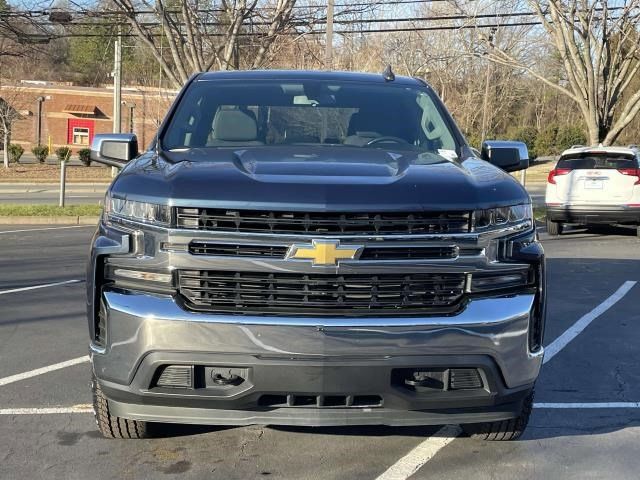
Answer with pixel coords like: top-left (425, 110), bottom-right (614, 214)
top-left (87, 69), bottom-right (545, 440)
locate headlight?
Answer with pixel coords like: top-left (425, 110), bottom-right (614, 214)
top-left (470, 267), bottom-right (534, 292)
top-left (104, 193), bottom-right (171, 226)
top-left (472, 204), bottom-right (532, 232)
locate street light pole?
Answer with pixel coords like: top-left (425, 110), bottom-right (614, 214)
top-left (325, 0), bottom-right (334, 70)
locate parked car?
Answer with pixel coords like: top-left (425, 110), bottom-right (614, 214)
top-left (545, 145), bottom-right (640, 236)
top-left (87, 69), bottom-right (545, 441)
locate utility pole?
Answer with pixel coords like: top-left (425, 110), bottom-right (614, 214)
top-left (325, 0), bottom-right (334, 70)
top-left (480, 27), bottom-right (497, 146)
top-left (113, 25), bottom-right (122, 134)
top-left (112, 24), bottom-right (123, 176)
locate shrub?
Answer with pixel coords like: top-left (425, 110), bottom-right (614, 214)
top-left (506, 126), bottom-right (538, 160)
top-left (532, 124), bottom-right (587, 157)
top-left (31, 145), bottom-right (49, 163)
top-left (55, 146), bottom-right (72, 162)
top-left (8, 144), bottom-right (24, 164)
top-left (534, 124), bottom-right (560, 157)
top-left (555, 125), bottom-right (587, 152)
top-left (78, 148), bottom-right (91, 167)
top-left (464, 131), bottom-right (483, 151)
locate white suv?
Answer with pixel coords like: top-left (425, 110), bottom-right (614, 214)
top-left (545, 146), bottom-right (640, 236)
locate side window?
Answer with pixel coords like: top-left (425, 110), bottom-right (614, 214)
top-left (415, 93), bottom-right (455, 151)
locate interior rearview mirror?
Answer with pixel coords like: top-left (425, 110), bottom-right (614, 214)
top-left (90, 133), bottom-right (139, 168)
top-left (481, 140), bottom-right (529, 172)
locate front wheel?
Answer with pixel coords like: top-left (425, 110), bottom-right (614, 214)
top-left (546, 218), bottom-right (563, 236)
top-left (92, 373), bottom-right (152, 439)
top-left (461, 389), bottom-right (534, 441)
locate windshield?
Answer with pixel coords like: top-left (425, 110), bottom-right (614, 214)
top-left (162, 79), bottom-right (459, 155)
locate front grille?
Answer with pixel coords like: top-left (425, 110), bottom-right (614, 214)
top-left (178, 271), bottom-right (466, 316)
top-left (176, 208), bottom-right (471, 235)
top-left (359, 246), bottom-right (458, 260)
top-left (258, 394), bottom-right (383, 408)
top-left (188, 242), bottom-right (482, 261)
top-left (189, 241), bottom-right (288, 257)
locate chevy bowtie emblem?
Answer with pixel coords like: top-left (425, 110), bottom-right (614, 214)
top-left (287, 240), bottom-right (363, 266)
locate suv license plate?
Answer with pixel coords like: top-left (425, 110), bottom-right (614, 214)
top-left (585, 179), bottom-right (603, 189)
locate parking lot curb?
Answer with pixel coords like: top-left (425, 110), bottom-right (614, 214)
top-left (0, 216), bottom-right (100, 225)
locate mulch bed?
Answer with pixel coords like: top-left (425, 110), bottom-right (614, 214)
top-left (0, 164), bottom-right (112, 183)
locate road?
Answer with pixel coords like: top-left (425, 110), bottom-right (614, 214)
top-left (0, 223), bottom-right (638, 479)
top-left (0, 182), bottom-right (546, 206)
top-left (0, 184), bottom-right (106, 205)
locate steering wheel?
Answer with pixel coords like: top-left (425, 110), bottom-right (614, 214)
top-left (365, 136), bottom-right (409, 146)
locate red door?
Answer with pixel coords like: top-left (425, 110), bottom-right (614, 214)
top-left (67, 119), bottom-right (95, 146)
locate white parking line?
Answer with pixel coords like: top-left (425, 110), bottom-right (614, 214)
top-left (375, 425), bottom-right (461, 480)
top-left (0, 279), bottom-right (82, 296)
top-left (0, 356), bottom-right (89, 387)
top-left (0, 225), bottom-right (94, 234)
top-left (543, 280), bottom-right (637, 364)
top-left (535, 402), bottom-right (640, 409)
top-left (0, 405), bottom-right (93, 415)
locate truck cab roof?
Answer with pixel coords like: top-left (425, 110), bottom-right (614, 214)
top-left (196, 69), bottom-right (427, 87)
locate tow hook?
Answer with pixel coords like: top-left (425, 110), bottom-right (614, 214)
top-left (210, 368), bottom-right (244, 386)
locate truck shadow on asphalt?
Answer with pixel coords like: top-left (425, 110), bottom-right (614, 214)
top-left (144, 423), bottom-right (448, 440)
top-left (543, 223), bottom-right (638, 239)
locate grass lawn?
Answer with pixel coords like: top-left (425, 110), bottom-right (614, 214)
top-left (0, 204), bottom-right (103, 216)
top-left (533, 205), bottom-right (547, 221)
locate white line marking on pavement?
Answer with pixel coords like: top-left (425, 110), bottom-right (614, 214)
top-left (0, 405), bottom-right (93, 415)
top-left (0, 356), bottom-right (89, 387)
top-left (543, 280), bottom-right (637, 364)
top-left (0, 225), bottom-right (93, 234)
top-left (535, 402), bottom-right (640, 409)
top-left (0, 279), bottom-right (82, 296)
top-left (375, 425), bottom-right (461, 480)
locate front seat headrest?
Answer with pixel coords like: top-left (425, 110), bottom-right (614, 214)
top-left (212, 109), bottom-right (258, 142)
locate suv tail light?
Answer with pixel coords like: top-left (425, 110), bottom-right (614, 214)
top-left (617, 168), bottom-right (640, 185)
top-left (547, 168), bottom-right (571, 184)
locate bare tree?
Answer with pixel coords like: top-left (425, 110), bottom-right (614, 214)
top-left (0, 85), bottom-right (27, 168)
top-left (481, 0), bottom-right (640, 145)
top-left (108, 0), bottom-right (299, 87)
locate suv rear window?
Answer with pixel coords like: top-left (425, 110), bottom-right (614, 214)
top-left (557, 153), bottom-right (638, 170)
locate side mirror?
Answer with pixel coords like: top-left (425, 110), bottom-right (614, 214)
top-left (481, 140), bottom-right (529, 172)
top-left (90, 133), bottom-right (138, 168)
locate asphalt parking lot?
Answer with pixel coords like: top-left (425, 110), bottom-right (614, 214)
top-left (1, 223), bottom-right (639, 479)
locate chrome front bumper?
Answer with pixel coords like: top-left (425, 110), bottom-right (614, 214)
top-left (92, 289), bottom-right (543, 390)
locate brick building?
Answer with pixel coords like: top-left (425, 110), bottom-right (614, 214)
top-left (4, 82), bottom-right (176, 154)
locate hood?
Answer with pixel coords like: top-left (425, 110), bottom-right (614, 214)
top-left (111, 146), bottom-right (529, 211)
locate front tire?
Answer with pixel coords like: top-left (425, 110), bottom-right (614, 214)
top-left (462, 389), bottom-right (534, 441)
top-left (546, 218), bottom-right (563, 236)
top-left (92, 373), bottom-right (151, 439)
